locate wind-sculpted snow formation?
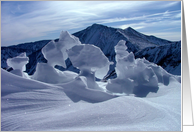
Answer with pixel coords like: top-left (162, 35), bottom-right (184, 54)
top-left (31, 63), bottom-right (78, 84)
top-left (31, 31), bottom-right (82, 84)
top-left (6, 52), bottom-right (29, 78)
top-left (4, 31), bottom-right (181, 95)
top-left (67, 44), bottom-right (111, 89)
top-left (42, 31), bottom-right (81, 68)
top-left (1, 31), bottom-right (181, 131)
top-left (106, 40), bottom-right (181, 97)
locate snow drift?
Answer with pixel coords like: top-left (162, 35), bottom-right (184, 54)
top-left (1, 31), bottom-right (181, 131)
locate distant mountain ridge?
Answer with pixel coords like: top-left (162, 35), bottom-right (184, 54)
top-left (1, 23), bottom-right (181, 77)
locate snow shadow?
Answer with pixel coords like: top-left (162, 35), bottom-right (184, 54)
top-left (64, 91), bottom-right (117, 103)
top-left (58, 77), bottom-right (118, 103)
top-left (133, 85), bottom-right (159, 97)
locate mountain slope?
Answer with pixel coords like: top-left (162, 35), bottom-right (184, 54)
top-left (1, 24), bottom-right (181, 76)
top-left (135, 41), bottom-right (181, 75)
top-left (73, 24), bottom-right (178, 50)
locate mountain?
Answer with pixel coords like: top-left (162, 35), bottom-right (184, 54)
top-left (1, 23), bottom-right (181, 77)
top-left (135, 41), bottom-right (181, 75)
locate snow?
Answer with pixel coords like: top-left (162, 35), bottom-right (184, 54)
top-left (6, 52), bottom-right (28, 71)
top-left (31, 63), bottom-right (78, 84)
top-left (42, 31), bottom-right (81, 68)
top-left (42, 40), bottom-right (66, 68)
top-left (1, 31), bottom-right (181, 131)
top-left (32, 31), bottom-right (82, 84)
top-left (1, 68), bottom-right (181, 131)
top-left (67, 44), bottom-right (109, 73)
top-left (67, 44), bottom-right (110, 89)
top-left (107, 40), bottom-right (159, 97)
top-left (6, 52), bottom-right (29, 78)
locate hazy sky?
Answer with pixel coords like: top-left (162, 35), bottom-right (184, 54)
top-left (1, 1), bottom-right (181, 46)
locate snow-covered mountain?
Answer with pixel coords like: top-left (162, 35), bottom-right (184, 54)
top-left (1, 23), bottom-right (181, 76)
top-left (135, 41), bottom-right (181, 75)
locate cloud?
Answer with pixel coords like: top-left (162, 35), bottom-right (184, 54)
top-left (114, 19), bottom-right (181, 41)
top-left (98, 10), bottom-right (181, 25)
top-left (143, 32), bottom-right (181, 41)
top-left (1, 1), bottom-right (181, 46)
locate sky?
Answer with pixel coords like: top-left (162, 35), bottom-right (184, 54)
top-left (1, 1), bottom-right (181, 46)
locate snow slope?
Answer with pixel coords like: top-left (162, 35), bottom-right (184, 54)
top-left (1, 68), bottom-right (181, 131)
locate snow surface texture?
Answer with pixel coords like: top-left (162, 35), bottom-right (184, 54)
top-left (1, 68), bottom-right (181, 131)
top-left (1, 31), bottom-right (181, 131)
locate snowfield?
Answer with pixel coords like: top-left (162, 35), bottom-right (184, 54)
top-left (1, 31), bottom-right (181, 131)
top-left (1, 69), bottom-right (181, 131)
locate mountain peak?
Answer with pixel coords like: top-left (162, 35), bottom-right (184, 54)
top-left (90, 23), bottom-right (108, 29)
top-left (124, 26), bottom-right (139, 34)
top-left (124, 26), bottom-right (133, 30)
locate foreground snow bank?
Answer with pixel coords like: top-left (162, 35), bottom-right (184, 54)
top-left (1, 68), bottom-right (181, 131)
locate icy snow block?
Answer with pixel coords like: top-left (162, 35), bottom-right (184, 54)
top-left (7, 52), bottom-right (29, 71)
top-left (32, 63), bottom-right (78, 84)
top-left (131, 63), bottom-right (159, 97)
top-left (107, 40), bottom-right (159, 97)
top-left (115, 52), bottom-right (135, 78)
top-left (57, 31), bottom-right (81, 60)
top-left (79, 69), bottom-right (101, 89)
top-left (115, 40), bottom-right (129, 61)
top-left (131, 60), bottom-right (158, 86)
top-left (67, 44), bottom-right (110, 79)
top-left (42, 40), bottom-right (66, 68)
top-left (142, 59), bottom-right (179, 86)
top-left (41, 31), bottom-right (81, 68)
